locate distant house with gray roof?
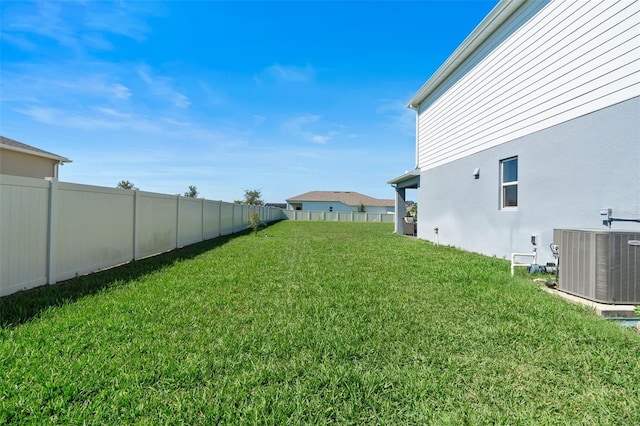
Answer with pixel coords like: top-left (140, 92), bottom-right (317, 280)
top-left (286, 191), bottom-right (394, 214)
top-left (1, 136), bottom-right (71, 179)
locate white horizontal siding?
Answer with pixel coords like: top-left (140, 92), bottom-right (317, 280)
top-left (417, 0), bottom-right (640, 170)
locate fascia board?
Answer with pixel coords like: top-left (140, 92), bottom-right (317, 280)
top-left (407, 0), bottom-right (527, 109)
top-left (1, 144), bottom-right (72, 163)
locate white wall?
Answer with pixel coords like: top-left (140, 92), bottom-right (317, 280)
top-left (417, 97), bottom-right (640, 264)
top-left (0, 177), bottom-right (285, 297)
top-left (417, 0), bottom-right (640, 171)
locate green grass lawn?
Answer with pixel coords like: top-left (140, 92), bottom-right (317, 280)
top-left (1, 221), bottom-right (638, 424)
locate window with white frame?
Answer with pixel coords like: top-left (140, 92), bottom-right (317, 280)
top-left (500, 157), bottom-right (518, 209)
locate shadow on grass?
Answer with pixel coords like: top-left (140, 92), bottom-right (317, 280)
top-left (0, 226), bottom-right (271, 328)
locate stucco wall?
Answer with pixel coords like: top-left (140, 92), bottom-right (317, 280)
top-left (417, 97), bottom-right (640, 264)
top-left (0, 149), bottom-right (57, 179)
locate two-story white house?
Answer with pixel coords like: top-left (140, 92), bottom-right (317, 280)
top-left (389, 0), bottom-right (639, 264)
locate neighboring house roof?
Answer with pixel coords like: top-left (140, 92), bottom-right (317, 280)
top-left (286, 191), bottom-right (394, 207)
top-left (0, 136), bottom-right (72, 163)
top-left (407, 0), bottom-right (525, 108)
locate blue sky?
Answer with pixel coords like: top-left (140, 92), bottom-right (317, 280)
top-left (1, 0), bottom-right (498, 203)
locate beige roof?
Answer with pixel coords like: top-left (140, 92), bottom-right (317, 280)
top-left (286, 191), bottom-right (394, 207)
top-left (0, 136), bottom-right (71, 163)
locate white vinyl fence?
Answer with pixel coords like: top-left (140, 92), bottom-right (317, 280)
top-left (0, 175), bottom-right (285, 297)
top-left (283, 209), bottom-right (394, 223)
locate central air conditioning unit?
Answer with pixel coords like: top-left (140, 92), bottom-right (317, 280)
top-left (553, 229), bottom-right (640, 304)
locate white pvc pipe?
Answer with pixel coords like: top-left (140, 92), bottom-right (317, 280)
top-left (510, 250), bottom-right (538, 277)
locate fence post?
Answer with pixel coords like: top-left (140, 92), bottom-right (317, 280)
top-left (231, 202), bottom-right (235, 234)
top-left (46, 178), bottom-right (58, 285)
top-left (176, 195), bottom-right (180, 248)
top-left (133, 189), bottom-right (139, 260)
top-left (218, 201), bottom-right (222, 237)
top-left (201, 198), bottom-right (205, 242)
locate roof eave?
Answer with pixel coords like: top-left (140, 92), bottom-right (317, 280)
top-left (1, 144), bottom-right (72, 163)
top-left (407, 0), bottom-right (527, 109)
top-left (387, 168), bottom-right (421, 185)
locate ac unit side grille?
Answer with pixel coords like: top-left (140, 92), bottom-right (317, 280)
top-left (554, 229), bottom-right (640, 304)
top-left (595, 233), bottom-right (609, 301)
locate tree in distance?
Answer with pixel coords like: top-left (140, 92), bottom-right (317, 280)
top-left (235, 188), bottom-right (264, 206)
top-left (184, 185), bottom-right (198, 198)
top-left (116, 180), bottom-right (136, 190)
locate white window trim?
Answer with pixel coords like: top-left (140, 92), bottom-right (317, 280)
top-left (500, 157), bottom-right (518, 210)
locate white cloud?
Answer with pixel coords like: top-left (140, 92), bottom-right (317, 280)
top-left (173, 93), bottom-right (190, 109)
top-left (312, 135), bottom-right (329, 144)
top-left (196, 80), bottom-right (226, 107)
top-left (260, 63), bottom-right (315, 83)
top-left (0, 67), bottom-right (132, 104)
top-left (137, 66), bottom-right (190, 109)
top-left (376, 98), bottom-right (415, 136)
top-left (16, 105), bottom-right (158, 132)
top-left (0, 0), bottom-right (153, 54)
top-left (0, 32), bottom-right (36, 51)
top-left (283, 113), bottom-right (341, 145)
top-left (112, 84), bottom-right (132, 100)
top-left (56, 78), bottom-right (133, 101)
top-left (92, 106), bottom-right (132, 119)
top-left (291, 113), bottom-right (320, 125)
top-left (82, 33), bottom-right (113, 51)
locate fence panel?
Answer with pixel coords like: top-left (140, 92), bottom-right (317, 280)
top-left (353, 212), bottom-right (367, 222)
top-left (338, 212), bottom-right (351, 221)
top-left (0, 175), bottom-right (50, 296)
top-left (55, 182), bottom-right (135, 282)
top-left (203, 200), bottom-right (221, 239)
top-left (232, 204), bottom-right (245, 232)
top-left (136, 191), bottom-right (178, 259)
top-left (281, 209), bottom-right (393, 223)
top-left (178, 197), bottom-right (203, 247)
top-left (1, 176), bottom-right (286, 297)
top-left (219, 202), bottom-right (234, 236)
top-left (365, 213), bottom-right (393, 223)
